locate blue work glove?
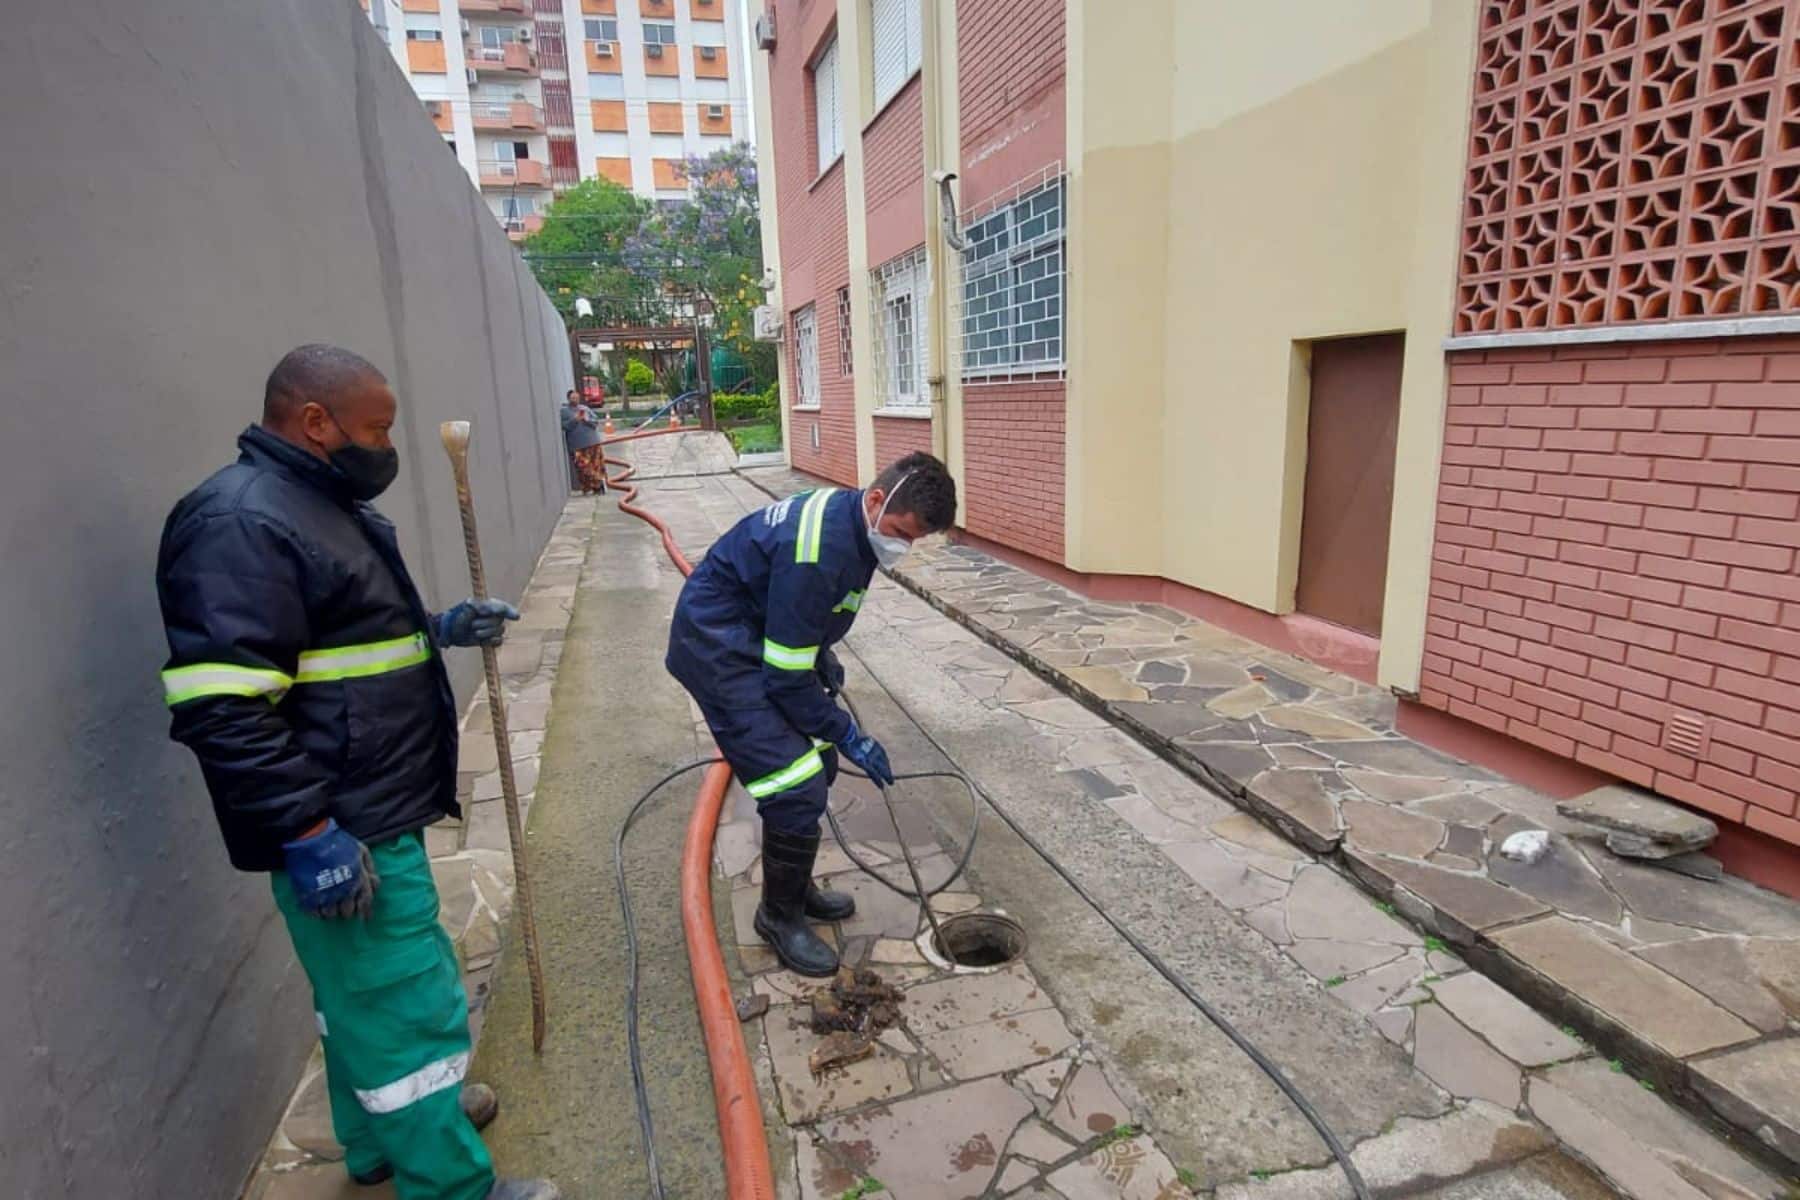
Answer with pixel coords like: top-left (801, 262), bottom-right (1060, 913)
top-left (837, 718), bottom-right (895, 788)
top-left (282, 820), bottom-right (379, 920)
top-left (434, 597), bottom-right (521, 647)
top-left (817, 647), bottom-right (845, 696)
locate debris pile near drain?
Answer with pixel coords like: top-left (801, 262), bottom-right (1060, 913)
top-left (807, 966), bottom-right (904, 1076)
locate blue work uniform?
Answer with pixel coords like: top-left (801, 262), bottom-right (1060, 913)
top-left (666, 487), bottom-right (874, 833)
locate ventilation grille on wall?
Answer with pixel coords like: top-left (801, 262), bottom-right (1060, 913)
top-left (1663, 710), bottom-right (1711, 760)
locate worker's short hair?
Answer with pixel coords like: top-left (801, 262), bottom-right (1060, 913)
top-left (263, 344), bottom-right (386, 423)
top-left (873, 452), bottom-right (957, 533)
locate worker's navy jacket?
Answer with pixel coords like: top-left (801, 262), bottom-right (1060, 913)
top-left (666, 487), bottom-right (874, 743)
top-left (157, 426), bottom-right (459, 872)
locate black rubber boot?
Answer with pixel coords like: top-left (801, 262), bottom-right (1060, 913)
top-left (754, 827), bottom-right (840, 976)
top-left (804, 881), bottom-right (855, 921)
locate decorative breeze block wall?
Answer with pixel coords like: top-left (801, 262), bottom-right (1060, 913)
top-left (1457, 0), bottom-right (1800, 334)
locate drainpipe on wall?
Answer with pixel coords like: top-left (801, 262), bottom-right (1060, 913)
top-left (920, 0), bottom-right (953, 466)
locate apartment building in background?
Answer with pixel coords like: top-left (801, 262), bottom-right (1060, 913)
top-left (363, 0), bottom-right (751, 238)
top-left (750, 0), bottom-right (1800, 896)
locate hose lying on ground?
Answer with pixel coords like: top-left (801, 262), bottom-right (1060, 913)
top-left (604, 433), bottom-right (1372, 1200)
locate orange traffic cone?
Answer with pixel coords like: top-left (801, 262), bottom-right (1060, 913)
top-left (669, 410), bottom-right (682, 429)
top-left (603, 413), bottom-right (615, 435)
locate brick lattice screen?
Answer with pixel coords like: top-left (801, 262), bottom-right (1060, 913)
top-left (1457, 0), bottom-right (1800, 334)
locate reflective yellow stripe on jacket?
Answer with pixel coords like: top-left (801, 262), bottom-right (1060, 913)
top-left (162, 631), bottom-right (431, 707)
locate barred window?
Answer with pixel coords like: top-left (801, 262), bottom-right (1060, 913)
top-left (790, 304), bottom-right (819, 407)
top-left (961, 173), bottom-right (1065, 381)
top-left (836, 286), bottom-right (853, 377)
top-left (870, 248), bottom-right (927, 408)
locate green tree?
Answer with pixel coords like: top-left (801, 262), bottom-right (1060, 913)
top-left (520, 177), bottom-right (653, 317)
top-left (622, 143), bottom-right (774, 386)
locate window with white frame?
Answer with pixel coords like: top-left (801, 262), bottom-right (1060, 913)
top-left (812, 38), bottom-right (843, 173)
top-left (871, 248), bottom-right (928, 409)
top-left (836, 286), bottom-right (853, 377)
top-left (791, 304), bottom-right (820, 407)
top-left (870, 0), bottom-right (922, 109)
top-left (961, 172), bottom-right (1066, 380)
top-left (643, 22), bottom-right (678, 44)
top-left (584, 18), bottom-right (618, 41)
top-left (406, 27), bottom-right (441, 40)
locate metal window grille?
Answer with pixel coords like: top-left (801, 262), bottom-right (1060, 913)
top-left (836, 286), bottom-right (853, 376)
top-left (959, 165), bottom-right (1066, 382)
top-left (869, 247), bottom-right (929, 409)
top-left (791, 304), bottom-right (819, 407)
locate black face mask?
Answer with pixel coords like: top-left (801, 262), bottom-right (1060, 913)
top-left (323, 414), bottom-right (399, 501)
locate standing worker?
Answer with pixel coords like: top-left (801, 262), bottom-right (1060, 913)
top-left (155, 345), bottom-right (559, 1200)
top-left (666, 452), bottom-right (958, 976)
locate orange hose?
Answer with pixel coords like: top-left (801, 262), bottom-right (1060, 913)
top-left (600, 432), bottom-right (776, 1200)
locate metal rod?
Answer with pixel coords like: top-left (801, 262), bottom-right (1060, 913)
top-left (439, 420), bottom-right (549, 1053)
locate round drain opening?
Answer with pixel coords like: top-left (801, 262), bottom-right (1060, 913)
top-left (930, 911), bottom-right (1027, 969)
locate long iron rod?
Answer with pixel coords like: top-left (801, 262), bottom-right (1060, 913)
top-left (440, 420), bottom-right (548, 1053)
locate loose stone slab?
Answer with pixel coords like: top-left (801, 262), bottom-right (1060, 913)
top-left (1557, 785), bottom-right (1717, 851)
top-left (1689, 1038), bottom-right (1800, 1169)
top-left (1535, 1059), bottom-right (1788, 1200)
top-left (1429, 971), bottom-right (1584, 1066)
top-left (1485, 818), bottom-right (1622, 926)
top-left (1344, 850), bottom-right (1549, 946)
top-left (1243, 770), bottom-right (1345, 854)
top-left (920, 1008), bottom-right (1077, 1080)
top-left (1490, 917), bottom-right (1759, 1059)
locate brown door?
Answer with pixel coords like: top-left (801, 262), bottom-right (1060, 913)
top-left (1295, 333), bottom-right (1404, 636)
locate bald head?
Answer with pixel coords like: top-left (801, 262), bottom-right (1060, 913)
top-left (262, 344), bottom-right (397, 462)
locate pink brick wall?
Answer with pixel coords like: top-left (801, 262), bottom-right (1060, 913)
top-left (963, 381), bottom-right (1066, 563)
top-left (1421, 338), bottom-right (1800, 847)
top-left (953, 0), bottom-right (1067, 564)
top-left (769, 0), bottom-right (856, 486)
top-left (863, 76), bottom-right (924, 268)
top-left (872, 413), bottom-right (933, 468)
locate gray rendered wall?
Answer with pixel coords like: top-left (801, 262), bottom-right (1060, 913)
top-left (0, 3), bottom-right (574, 1195)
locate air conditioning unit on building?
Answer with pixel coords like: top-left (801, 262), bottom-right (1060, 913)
top-left (460, 19), bottom-right (470, 35)
top-left (755, 11), bottom-right (776, 50)
top-left (646, 44), bottom-right (665, 58)
top-left (518, 27), bottom-right (531, 41)
top-left (466, 68), bottom-right (480, 85)
top-left (700, 45), bottom-right (718, 60)
top-left (753, 305), bottom-right (782, 342)
top-left (595, 41), bottom-right (614, 56)
top-left (706, 104), bottom-right (724, 119)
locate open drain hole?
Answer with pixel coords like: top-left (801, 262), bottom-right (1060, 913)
top-left (931, 911), bottom-right (1027, 968)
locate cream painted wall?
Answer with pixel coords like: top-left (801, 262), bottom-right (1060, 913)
top-left (1066, 0), bottom-right (1474, 690)
top-left (1063, 0), bottom-right (1173, 575)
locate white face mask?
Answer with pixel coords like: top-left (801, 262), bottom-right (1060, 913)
top-left (866, 473), bottom-right (915, 568)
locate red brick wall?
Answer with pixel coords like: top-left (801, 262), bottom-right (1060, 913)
top-left (957, 0), bottom-right (1064, 207)
top-left (963, 381), bottom-right (1065, 563)
top-left (770, 0), bottom-right (856, 485)
top-left (872, 413), bottom-right (933, 469)
top-left (863, 76), bottom-right (924, 268)
top-left (1421, 338), bottom-right (1800, 846)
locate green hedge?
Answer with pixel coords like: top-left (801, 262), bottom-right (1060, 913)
top-left (714, 381), bottom-right (779, 424)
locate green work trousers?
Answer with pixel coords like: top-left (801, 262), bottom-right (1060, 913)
top-left (272, 830), bottom-right (494, 1200)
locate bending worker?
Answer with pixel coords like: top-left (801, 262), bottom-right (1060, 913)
top-left (666, 451), bottom-right (958, 976)
top-left (156, 345), bottom-right (557, 1200)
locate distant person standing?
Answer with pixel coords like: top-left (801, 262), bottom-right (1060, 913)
top-left (560, 389), bottom-right (606, 494)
